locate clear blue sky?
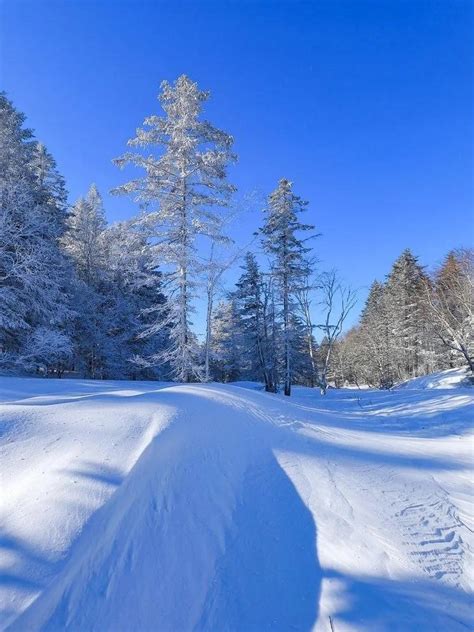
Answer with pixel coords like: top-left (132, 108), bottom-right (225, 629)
top-left (1, 0), bottom-right (473, 334)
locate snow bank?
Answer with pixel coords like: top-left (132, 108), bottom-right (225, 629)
top-left (398, 367), bottom-right (472, 390)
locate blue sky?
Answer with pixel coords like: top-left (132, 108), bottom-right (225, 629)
top-left (1, 0), bottom-right (472, 334)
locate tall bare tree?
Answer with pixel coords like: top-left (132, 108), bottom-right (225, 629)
top-left (316, 270), bottom-right (357, 394)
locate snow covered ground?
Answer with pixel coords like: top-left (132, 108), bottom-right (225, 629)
top-left (1, 371), bottom-right (473, 631)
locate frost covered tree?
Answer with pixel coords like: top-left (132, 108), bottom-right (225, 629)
top-left (62, 184), bottom-right (107, 284)
top-left (101, 221), bottom-right (168, 379)
top-left (113, 75), bottom-right (236, 382)
top-left (384, 249), bottom-right (429, 380)
top-left (336, 247), bottom-right (469, 388)
top-left (62, 184), bottom-right (167, 379)
top-left (0, 94), bottom-right (72, 374)
top-left (62, 186), bottom-right (109, 377)
top-left (353, 280), bottom-right (394, 387)
top-left (209, 299), bottom-right (241, 382)
top-left (425, 248), bottom-right (474, 372)
top-left (234, 252), bottom-right (277, 391)
top-left (261, 179), bottom-right (313, 396)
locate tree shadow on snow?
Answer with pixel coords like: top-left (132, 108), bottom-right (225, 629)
top-left (325, 568), bottom-right (473, 631)
top-left (65, 461), bottom-right (124, 488)
top-left (197, 452), bottom-right (321, 632)
top-left (0, 533), bottom-right (54, 629)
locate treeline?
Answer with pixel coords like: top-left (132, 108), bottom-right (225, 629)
top-left (208, 247), bottom-right (473, 391)
top-left (330, 248), bottom-right (473, 388)
top-left (1, 80), bottom-right (472, 392)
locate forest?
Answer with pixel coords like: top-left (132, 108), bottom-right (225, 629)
top-left (1, 77), bottom-right (472, 395)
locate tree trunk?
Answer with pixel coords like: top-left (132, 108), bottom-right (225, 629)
top-left (204, 280), bottom-right (213, 382)
top-left (283, 276), bottom-right (291, 397)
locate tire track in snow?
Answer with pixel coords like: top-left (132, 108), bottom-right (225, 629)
top-left (393, 484), bottom-right (471, 586)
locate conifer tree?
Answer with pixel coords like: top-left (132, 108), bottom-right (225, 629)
top-left (261, 179), bottom-right (313, 395)
top-left (62, 184), bottom-right (107, 285)
top-left (357, 280), bottom-right (394, 387)
top-left (234, 252), bottom-right (277, 391)
top-left (385, 249), bottom-right (429, 380)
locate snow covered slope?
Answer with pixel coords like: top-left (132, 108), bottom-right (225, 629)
top-left (1, 375), bottom-right (473, 631)
top-left (398, 367), bottom-right (472, 390)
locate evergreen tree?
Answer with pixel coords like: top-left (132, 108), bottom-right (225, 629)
top-left (62, 185), bottom-right (168, 379)
top-left (62, 186), bottom-right (109, 377)
top-left (385, 249), bottom-right (429, 380)
top-left (62, 184), bottom-right (107, 285)
top-left (358, 280), bottom-right (394, 387)
top-left (234, 252), bottom-right (277, 391)
top-left (261, 179), bottom-right (313, 395)
top-left (113, 75), bottom-right (236, 382)
top-left (103, 221), bottom-right (169, 379)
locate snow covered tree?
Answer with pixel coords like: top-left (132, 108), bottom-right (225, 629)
top-left (0, 93), bottom-right (72, 374)
top-left (30, 142), bottom-right (68, 228)
top-left (336, 248), bottom-right (463, 389)
top-left (62, 184), bottom-right (107, 285)
top-left (234, 252), bottom-right (277, 391)
top-left (355, 280), bottom-right (394, 387)
top-left (261, 179), bottom-right (313, 396)
top-left (62, 183), bottom-right (168, 379)
top-left (425, 248), bottom-right (474, 372)
top-left (62, 186), bottom-right (109, 377)
top-left (21, 327), bottom-right (72, 377)
top-left (209, 299), bottom-right (241, 382)
top-left (113, 75), bottom-right (236, 382)
top-left (102, 221), bottom-right (169, 379)
top-left (203, 243), bottom-right (241, 382)
top-left (384, 249), bottom-right (429, 380)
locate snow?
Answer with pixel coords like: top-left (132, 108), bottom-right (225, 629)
top-left (1, 372), bottom-right (473, 631)
top-left (398, 367), bottom-right (472, 390)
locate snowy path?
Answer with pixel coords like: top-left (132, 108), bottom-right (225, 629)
top-left (0, 376), bottom-right (473, 631)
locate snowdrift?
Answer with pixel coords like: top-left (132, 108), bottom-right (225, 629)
top-left (398, 367), bottom-right (472, 390)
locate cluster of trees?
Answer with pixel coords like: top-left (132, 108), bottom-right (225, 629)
top-left (331, 248), bottom-right (473, 388)
top-left (0, 93), bottom-right (165, 378)
top-left (208, 247), bottom-right (473, 392)
top-left (1, 78), bottom-right (472, 391)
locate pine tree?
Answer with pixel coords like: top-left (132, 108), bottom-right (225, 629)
top-left (62, 184), bottom-right (107, 285)
top-left (385, 249), bottom-right (429, 380)
top-left (234, 252), bottom-right (277, 391)
top-left (261, 179), bottom-right (313, 395)
top-left (357, 280), bottom-right (394, 387)
top-left (113, 75), bottom-right (236, 382)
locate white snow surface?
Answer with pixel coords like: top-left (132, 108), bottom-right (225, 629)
top-left (397, 367), bottom-right (472, 390)
top-left (0, 372), bottom-right (473, 632)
